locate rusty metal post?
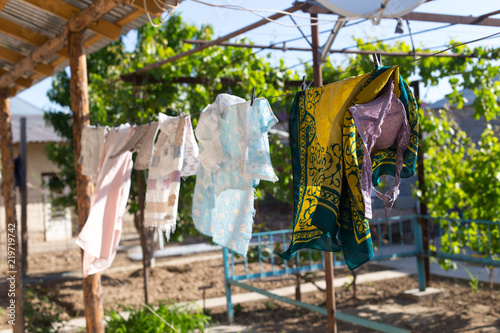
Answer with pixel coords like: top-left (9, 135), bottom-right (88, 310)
top-left (69, 29), bottom-right (104, 332)
top-left (411, 80), bottom-right (431, 286)
top-left (20, 117), bottom-right (28, 275)
top-left (1, 88), bottom-right (25, 332)
top-left (311, 13), bottom-right (337, 333)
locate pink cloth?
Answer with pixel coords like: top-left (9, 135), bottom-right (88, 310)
top-left (349, 79), bottom-right (411, 219)
top-left (76, 124), bottom-right (135, 277)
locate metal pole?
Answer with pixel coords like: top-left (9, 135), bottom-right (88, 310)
top-left (222, 248), bottom-right (234, 323)
top-left (20, 117), bottom-right (28, 275)
top-left (1, 88), bottom-right (25, 332)
top-left (311, 13), bottom-right (336, 333)
top-left (411, 80), bottom-right (431, 287)
top-left (69, 29), bottom-right (104, 332)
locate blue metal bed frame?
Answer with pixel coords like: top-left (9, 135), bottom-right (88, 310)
top-left (222, 215), bottom-right (500, 332)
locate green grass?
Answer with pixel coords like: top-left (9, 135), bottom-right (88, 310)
top-left (106, 302), bottom-right (211, 333)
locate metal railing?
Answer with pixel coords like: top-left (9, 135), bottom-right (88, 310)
top-left (222, 215), bottom-right (500, 332)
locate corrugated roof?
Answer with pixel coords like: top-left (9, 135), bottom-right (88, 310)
top-left (11, 114), bottom-right (65, 143)
top-left (8, 97), bottom-right (64, 143)
top-left (0, 0), bottom-right (158, 93)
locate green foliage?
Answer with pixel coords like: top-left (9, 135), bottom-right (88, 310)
top-left (24, 287), bottom-right (63, 333)
top-left (105, 302), bottom-right (211, 333)
top-left (417, 108), bottom-right (500, 267)
top-left (233, 303), bottom-right (244, 314)
top-left (462, 265), bottom-right (482, 293)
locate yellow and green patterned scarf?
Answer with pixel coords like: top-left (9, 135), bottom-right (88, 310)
top-left (279, 66), bottom-right (418, 270)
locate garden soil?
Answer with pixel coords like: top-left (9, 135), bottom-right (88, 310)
top-left (1, 247), bottom-right (499, 332)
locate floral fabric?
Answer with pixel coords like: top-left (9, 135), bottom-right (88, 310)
top-left (193, 94), bottom-right (278, 256)
top-left (144, 114), bottom-right (199, 238)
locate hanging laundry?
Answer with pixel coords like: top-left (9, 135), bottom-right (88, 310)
top-left (279, 66), bottom-right (418, 270)
top-left (193, 94), bottom-right (278, 257)
top-left (144, 114), bottom-right (199, 237)
top-left (80, 125), bottom-right (109, 182)
top-left (76, 124), bottom-right (135, 277)
top-left (110, 121), bottom-right (160, 170)
top-left (349, 78), bottom-right (410, 218)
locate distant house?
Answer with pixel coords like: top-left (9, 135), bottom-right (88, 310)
top-left (426, 89), bottom-right (500, 142)
top-left (0, 97), bottom-right (71, 255)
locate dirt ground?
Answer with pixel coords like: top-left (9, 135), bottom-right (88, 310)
top-left (1, 247), bottom-right (499, 332)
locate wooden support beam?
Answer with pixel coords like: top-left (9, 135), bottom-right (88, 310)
top-left (69, 29), bottom-right (104, 333)
top-left (303, 4), bottom-right (500, 27)
top-left (0, 88), bottom-right (25, 333)
top-left (0, 69), bottom-right (32, 87)
top-left (130, 0), bottom-right (163, 16)
top-left (404, 11), bottom-right (500, 27)
top-left (0, 0), bottom-right (129, 88)
top-left (0, 0), bottom-right (9, 11)
top-left (117, 7), bottom-right (146, 25)
top-left (0, 17), bottom-right (48, 45)
top-left (19, 0), bottom-right (122, 41)
top-left (27, 6), bottom-right (145, 88)
top-left (311, 12), bottom-right (336, 333)
top-left (0, 17), bottom-right (67, 59)
top-left (0, 46), bottom-right (54, 76)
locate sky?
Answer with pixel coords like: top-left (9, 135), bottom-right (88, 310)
top-left (15, 0), bottom-right (500, 112)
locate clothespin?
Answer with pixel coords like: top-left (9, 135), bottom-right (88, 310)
top-left (300, 76), bottom-right (313, 93)
top-left (372, 53), bottom-right (382, 69)
top-left (176, 107), bottom-right (182, 116)
top-left (282, 42), bottom-right (287, 52)
top-left (250, 87), bottom-right (262, 106)
top-left (176, 106), bottom-right (186, 116)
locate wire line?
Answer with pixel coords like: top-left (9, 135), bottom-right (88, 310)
top-left (401, 30), bottom-right (500, 66)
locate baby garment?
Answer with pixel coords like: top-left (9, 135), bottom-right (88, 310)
top-left (279, 66), bottom-right (418, 270)
top-left (76, 124), bottom-right (135, 277)
top-left (80, 125), bottom-right (109, 182)
top-left (349, 78), bottom-right (411, 218)
top-left (144, 114), bottom-right (199, 238)
top-left (193, 94), bottom-right (278, 257)
top-left (110, 121), bottom-right (160, 170)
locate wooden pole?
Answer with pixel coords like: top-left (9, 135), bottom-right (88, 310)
top-left (0, 88), bottom-right (25, 332)
top-left (69, 29), bottom-right (104, 332)
top-left (137, 170), bottom-right (150, 304)
top-left (311, 13), bottom-right (337, 333)
top-left (20, 117), bottom-right (28, 275)
top-left (411, 81), bottom-right (431, 286)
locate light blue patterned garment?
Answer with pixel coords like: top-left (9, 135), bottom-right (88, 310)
top-left (193, 94), bottom-right (278, 256)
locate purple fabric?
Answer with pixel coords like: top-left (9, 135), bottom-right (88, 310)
top-left (349, 79), bottom-right (411, 219)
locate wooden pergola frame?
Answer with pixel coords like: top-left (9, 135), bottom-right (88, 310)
top-left (1, 1), bottom-right (500, 333)
top-left (0, 1), bottom-right (163, 332)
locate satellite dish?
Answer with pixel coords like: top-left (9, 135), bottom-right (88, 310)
top-left (316, 0), bottom-right (426, 21)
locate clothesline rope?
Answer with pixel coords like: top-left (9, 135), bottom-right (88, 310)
top-left (143, 0), bottom-right (180, 27)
